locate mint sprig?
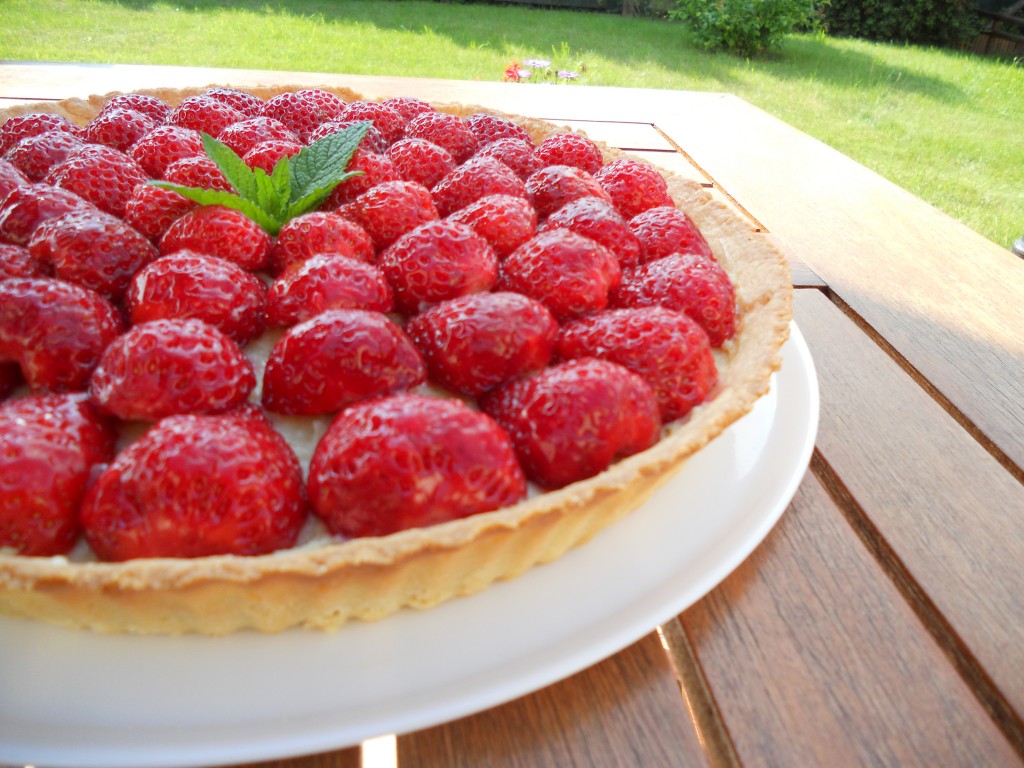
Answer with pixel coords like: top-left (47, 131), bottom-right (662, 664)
top-left (150, 121), bottom-right (371, 235)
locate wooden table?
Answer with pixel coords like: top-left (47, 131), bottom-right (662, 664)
top-left (2, 62), bottom-right (1023, 768)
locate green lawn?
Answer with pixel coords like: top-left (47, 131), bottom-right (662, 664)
top-left (1, 0), bottom-right (1021, 248)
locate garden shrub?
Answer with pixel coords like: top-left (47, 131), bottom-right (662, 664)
top-left (670, 0), bottom-right (820, 56)
top-left (820, 0), bottom-right (982, 47)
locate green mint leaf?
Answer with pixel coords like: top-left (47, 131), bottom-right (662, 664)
top-left (148, 181), bottom-right (280, 233)
top-left (200, 133), bottom-right (259, 201)
top-left (284, 170), bottom-right (362, 221)
top-left (252, 158), bottom-right (292, 224)
top-left (288, 122), bottom-right (371, 206)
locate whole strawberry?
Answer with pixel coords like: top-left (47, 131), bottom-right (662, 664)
top-left (474, 137), bottom-right (541, 181)
top-left (406, 291), bottom-right (558, 397)
top-left (525, 164), bottom-right (612, 219)
top-left (323, 148), bottom-right (400, 206)
top-left (498, 228), bottom-right (620, 321)
top-left (0, 242), bottom-right (44, 280)
top-left (0, 392), bottom-right (116, 555)
top-left (243, 138), bottom-right (303, 173)
top-left (0, 277), bottom-right (124, 392)
top-left (405, 110), bottom-right (478, 163)
top-left (89, 318), bottom-right (256, 421)
top-left (98, 93), bottom-right (172, 123)
top-left (446, 193), bottom-right (537, 258)
top-left (4, 129), bottom-right (85, 182)
top-left (47, 144), bottom-right (149, 219)
top-left (268, 211), bottom-right (374, 274)
top-left (535, 132), bottom-right (604, 175)
top-left (126, 251), bottom-right (267, 344)
top-left (129, 125), bottom-right (204, 179)
top-left (123, 183), bottom-right (198, 243)
top-left (218, 116), bottom-right (299, 158)
top-left (308, 393), bottom-right (527, 538)
top-left (541, 196), bottom-right (642, 269)
top-left (203, 87), bottom-right (266, 119)
top-left (342, 179), bottom-right (439, 251)
top-left (83, 107), bottom-right (157, 153)
top-left (387, 137), bottom-right (456, 190)
top-left (556, 306), bottom-right (717, 421)
top-left (628, 205), bottom-right (713, 263)
top-left (381, 96), bottom-right (434, 122)
top-left (480, 358), bottom-right (660, 489)
top-left (594, 158), bottom-right (675, 220)
top-left (266, 253), bottom-right (393, 326)
top-left (81, 407), bottom-right (307, 561)
top-left (378, 220), bottom-right (499, 314)
top-left (0, 113), bottom-right (79, 156)
top-left (466, 112), bottom-right (531, 146)
top-left (431, 156), bottom-right (528, 217)
top-left (0, 183), bottom-right (93, 245)
top-left (261, 309), bottom-right (425, 415)
top-left (160, 204), bottom-right (272, 271)
top-left (167, 95), bottom-right (245, 138)
top-left (339, 101), bottom-right (408, 146)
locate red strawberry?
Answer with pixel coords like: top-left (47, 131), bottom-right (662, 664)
top-left (480, 358), bottom-right (660, 489)
top-left (307, 119), bottom-right (388, 153)
top-left (0, 183), bottom-right (93, 245)
top-left (323, 148), bottom-right (400, 206)
top-left (0, 242), bottom-right (44, 280)
top-left (0, 113), bottom-right (79, 156)
top-left (129, 125), bottom-right (204, 178)
top-left (343, 179), bottom-right (439, 251)
top-left (0, 158), bottom-right (29, 202)
top-left (339, 101), bottom-right (408, 146)
top-left (160, 205), bottom-right (271, 271)
top-left (431, 155), bottom-right (528, 217)
top-left (406, 110), bottom-right (479, 163)
top-left (203, 87), bottom-right (266, 118)
top-left (541, 196), bottom-right (642, 268)
top-left (98, 93), bottom-right (172, 123)
top-left (498, 228), bottom-right (620, 321)
top-left (163, 154), bottom-right (233, 192)
top-left (126, 251), bottom-right (267, 344)
top-left (379, 220), bottom-right (499, 314)
top-left (557, 306), bottom-right (717, 421)
top-left (381, 96), bottom-right (435, 122)
top-left (308, 393), bottom-right (526, 538)
top-left (406, 291), bottom-right (558, 397)
top-left (0, 277), bottom-right (124, 392)
top-left (387, 137), bottom-right (456, 190)
top-left (167, 95), bottom-right (245, 138)
top-left (261, 91), bottom-right (330, 139)
top-left (594, 158), bottom-right (674, 220)
top-left (474, 137), bottom-right (541, 181)
top-left (218, 116), bottom-right (300, 157)
top-left (28, 208), bottom-right (159, 300)
top-left (466, 112), bottom-right (531, 145)
top-left (47, 144), bottom-right (149, 218)
top-left (266, 253), bottom-right (393, 326)
top-left (89, 317), bottom-right (256, 421)
top-left (268, 210), bottom-right (374, 274)
top-left (83, 107), bottom-right (157, 153)
top-left (243, 138), bottom-right (302, 173)
top-left (0, 392), bottom-right (116, 556)
top-left (297, 88), bottom-right (348, 121)
top-left (4, 129), bottom-right (85, 182)
top-left (611, 252), bottom-right (736, 346)
top-left (261, 309), bottom-right (425, 415)
top-left (446, 193), bottom-right (537, 258)
top-left (123, 183), bottom-right (197, 242)
top-left (535, 132), bottom-right (604, 175)
top-left (81, 407), bottom-right (307, 561)
top-left (525, 164), bottom-right (612, 219)
top-left (628, 205), bottom-right (713, 263)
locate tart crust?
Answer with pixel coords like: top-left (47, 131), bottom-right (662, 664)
top-left (0, 85), bottom-right (793, 634)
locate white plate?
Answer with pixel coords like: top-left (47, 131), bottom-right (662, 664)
top-left (0, 323), bottom-right (818, 768)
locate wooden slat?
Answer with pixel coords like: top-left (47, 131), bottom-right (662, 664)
top-left (655, 95), bottom-right (1024, 470)
top-left (396, 633), bottom-right (710, 768)
top-left (554, 119), bottom-right (675, 151)
top-left (678, 462), bottom-right (1021, 766)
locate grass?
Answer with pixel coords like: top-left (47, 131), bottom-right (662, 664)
top-left (1, 0), bottom-right (1021, 248)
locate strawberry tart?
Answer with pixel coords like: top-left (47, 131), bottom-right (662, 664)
top-left (0, 84), bottom-right (792, 634)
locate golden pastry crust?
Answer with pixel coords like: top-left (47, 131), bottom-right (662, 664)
top-left (0, 85), bottom-right (792, 634)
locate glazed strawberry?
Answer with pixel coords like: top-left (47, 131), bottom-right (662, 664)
top-left (129, 125), bottom-right (204, 178)
top-left (0, 277), bottom-right (124, 392)
top-left (474, 138), bottom-right (541, 180)
top-left (0, 392), bottom-right (116, 556)
top-left (628, 205), bottom-right (714, 263)
top-left (466, 112), bottom-right (531, 145)
top-left (431, 155), bottom-right (528, 217)
top-left (594, 158), bottom-right (674, 220)
top-left (323, 148), bottom-right (399, 206)
top-left (266, 253), bottom-right (393, 326)
top-left (167, 95), bottom-right (246, 138)
top-left (90, 317), bottom-right (256, 421)
top-left (498, 228), bottom-right (620, 321)
top-left (406, 291), bottom-right (558, 397)
top-left (160, 204), bottom-right (272, 271)
top-left (163, 153), bottom-right (233, 192)
top-left (261, 309), bottom-right (425, 415)
top-left (381, 95), bottom-right (435, 121)
top-left (0, 113), bottom-right (79, 155)
top-left (47, 144), bottom-right (149, 218)
top-left (203, 87), bottom-right (266, 118)
top-left (0, 158), bottom-right (29, 201)
top-left (98, 93), bottom-right (172, 123)
top-left (260, 91), bottom-right (330, 140)
top-left (268, 210), bottom-right (374, 274)
top-left (447, 193), bottom-right (537, 258)
top-left (378, 220), bottom-right (499, 314)
top-left (406, 110), bottom-right (479, 163)
top-left (0, 183), bottom-right (93, 245)
top-left (480, 358), bottom-right (660, 489)
top-left (541, 196), bottom-right (642, 268)
top-left (308, 393), bottom-right (526, 538)
top-left (123, 183), bottom-right (197, 242)
top-left (81, 407), bottom-right (307, 561)
top-left (298, 88), bottom-right (348, 121)
top-left (343, 179), bottom-right (439, 251)
top-left (126, 252), bottom-right (267, 344)
top-left (0, 242), bottom-right (43, 280)
top-left (611, 252), bottom-right (736, 346)
top-left (536, 132), bottom-right (604, 175)
top-left (525, 164), bottom-right (612, 219)
top-left (557, 306), bottom-right (717, 421)
top-left (83, 107), bottom-right (157, 153)
top-left (243, 138), bottom-right (303, 173)
top-left (308, 120), bottom-right (387, 153)
top-left (218, 116), bottom-right (300, 157)
top-left (4, 129), bottom-right (85, 182)
top-left (28, 208), bottom-right (159, 300)
top-left (387, 137), bottom-right (456, 190)
top-left (339, 101), bottom-right (407, 146)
